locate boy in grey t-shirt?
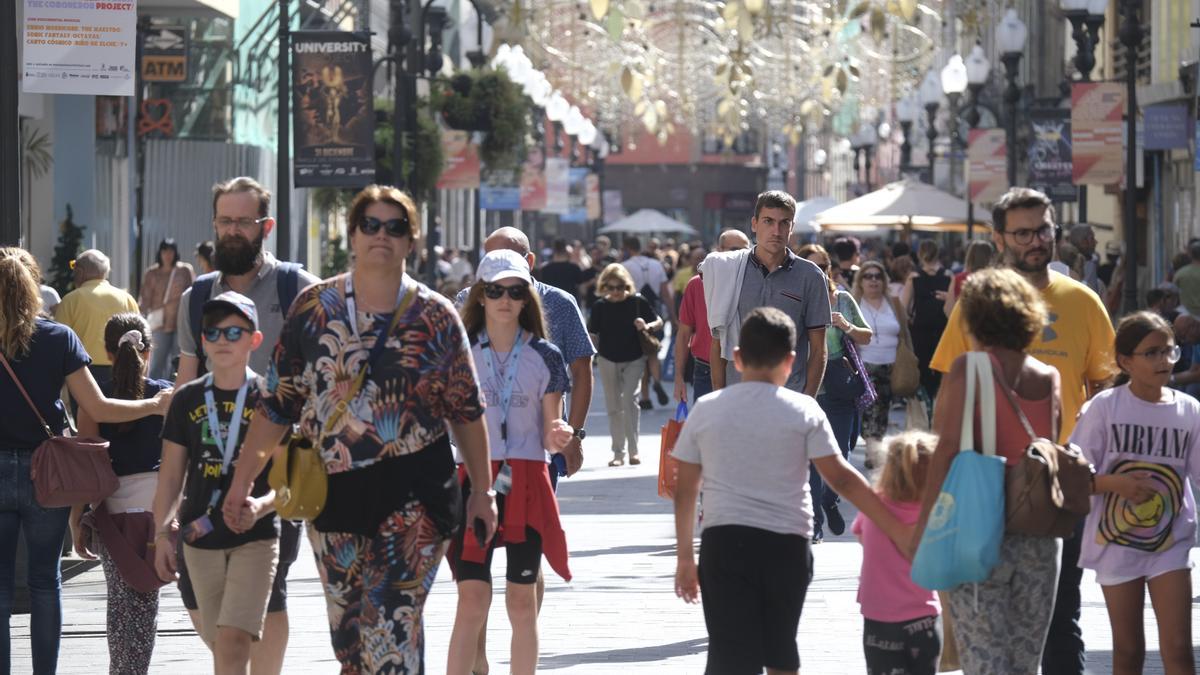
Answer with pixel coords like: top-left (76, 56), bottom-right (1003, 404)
top-left (671, 307), bottom-right (912, 675)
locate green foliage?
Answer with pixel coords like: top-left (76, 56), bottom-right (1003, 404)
top-left (311, 187), bottom-right (354, 216)
top-left (374, 99), bottom-right (445, 204)
top-left (20, 124), bottom-right (53, 179)
top-left (322, 234), bottom-right (351, 278)
top-left (431, 69), bottom-right (528, 170)
top-left (49, 205), bottom-right (85, 296)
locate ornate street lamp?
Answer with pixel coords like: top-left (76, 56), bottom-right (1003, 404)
top-left (920, 69), bottom-right (943, 184)
top-left (1063, 0), bottom-right (1107, 221)
top-left (963, 44), bottom-right (991, 238)
top-left (996, 9), bottom-right (1028, 188)
top-left (942, 54), bottom-right (969, 236)
top-left (896, 93), bottom-right (918, 173)
top-left (1120, 0), bottom-right (1142, 314)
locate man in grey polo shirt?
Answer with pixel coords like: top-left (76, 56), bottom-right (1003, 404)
top-left (705, 190), bottom-right (830, 396)
top-left (174, 176), bottom-right (320, 675)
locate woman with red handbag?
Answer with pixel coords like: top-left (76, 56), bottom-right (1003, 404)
top-left (0, 248), bottom-right (172, 675)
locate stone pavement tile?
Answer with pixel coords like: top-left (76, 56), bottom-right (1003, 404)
top-left (12, 398), bottom-right (1200, 673)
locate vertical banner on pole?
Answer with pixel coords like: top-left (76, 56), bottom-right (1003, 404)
top-left (1072, 82), bottom-right (1125, 185)
top-left (480, 165), bottom-right (521, 210)
top-left (22, 0), bottom-right (136, 96)
top-left (586, 173), bottom-right (601, 220)
top-left (1028, 108), bottom-right (1076, 202)
top-left (543, 158), bottom-right (570, 214)
top-left (561, 168), bottom-right (589, 223)
top-left (291, 31), bottom-right (375, 187)
top-left (520, 148), bottom-right (547, 211)
top-left (436, 130), bottom-right (481, 190)
top-left (967, 129), bottom-right (1008, 207)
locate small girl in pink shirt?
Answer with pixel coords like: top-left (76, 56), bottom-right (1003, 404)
top-left (852, 431), bottom-right (942, 675)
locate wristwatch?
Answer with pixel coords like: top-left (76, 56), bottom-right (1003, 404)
top-left (472, 488), bottom-right (498, 498)
top-left (573, 427), bottom-right (587, 440)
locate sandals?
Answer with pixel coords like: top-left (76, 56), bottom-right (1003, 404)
top-left (608, 457), bottom-right (625, 467)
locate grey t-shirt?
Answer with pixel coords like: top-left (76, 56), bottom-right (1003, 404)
top-left (671, 381), bottom-right (838, 538)
top-left (176, 252), bottom-right (321, 375)
top-left (731, 248), bottom-right (831, 392)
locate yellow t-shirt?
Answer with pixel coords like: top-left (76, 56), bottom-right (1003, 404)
top-left (672, 266), bottom-right (695, 295)
top-left (55, 279), bottom-right (141, 366)
top-left (929, 271), bottom-right (1115, 442)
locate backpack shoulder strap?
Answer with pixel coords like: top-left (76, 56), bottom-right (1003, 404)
top-left (189, 272), bottom-right (219, 376)
top-left (275, 262), bottom-right (302, 318)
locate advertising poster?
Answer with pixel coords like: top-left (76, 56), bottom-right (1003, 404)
top-left (967, 129), bottom-right (1008, 206)
top-left (1144, 104), bottom-right (1190, 151)
top-left (142, 26), bottom-right (187, 83)
top-left (602, 190), bottom-right (623, 225)
top-left (436, 130), bottom-right (482, 190)
top-left (543, 158), bottom-right (570, 214)
top-left (1028, 108), bottom-right (1076, 202)
top-left (22, 0), bottom-right (137, 96)
top-left (586, 174), bottom-right (601, 220)
top-left (291, 32), bottom-right (375, 187)
top-left (1072, 82), bottom-right (1125, 185)
top-left (561, 168), bottom-right (589, 223)
top-left (519, 148), bottom-right (547, 211)
top-left (480, 166), bottom-right (521, 211)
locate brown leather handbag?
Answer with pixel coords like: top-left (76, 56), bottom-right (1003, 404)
top-left (996, 376), bottom-right (1093, 537)
top-left (887, 297), bottom-right (920, 398)
top-left (0, 352), bottom-right (117, 508)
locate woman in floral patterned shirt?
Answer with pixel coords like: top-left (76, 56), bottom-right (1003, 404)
top-left (225, 185), bottom-right (497, 674)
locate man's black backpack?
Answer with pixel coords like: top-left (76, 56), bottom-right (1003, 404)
top-left (187, 262), bottom-right (303, 377)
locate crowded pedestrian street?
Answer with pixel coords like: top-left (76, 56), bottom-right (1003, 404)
top-left (12, 382), bottom-right (1200, 673)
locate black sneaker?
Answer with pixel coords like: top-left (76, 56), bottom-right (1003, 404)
top-left (824, 503), bottom-right (846, 536)
top-left (653, 381), bottom-right (669, 406)
top-left (639, 399), bottom-right (652, 410)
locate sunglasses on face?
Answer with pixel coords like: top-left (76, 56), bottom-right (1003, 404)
top-left (358, 216), bottom-right (411, 238)
top-left (861, 273), bottom-right (883, 281)
top-left (603, 284), bottom-right (627, 292)
top-left (483, 283), bottom-right (529, 300)
top-left (202, 326), bottom-right (250, 343)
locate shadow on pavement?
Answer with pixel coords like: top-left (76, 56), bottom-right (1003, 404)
top-left (569, 543), bottom-right (676, 558)
top-left (556, 474), bottom-right (671, 516)
top-left (538, 637), bottom-right (709, 669)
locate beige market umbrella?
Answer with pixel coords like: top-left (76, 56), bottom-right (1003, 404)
top-left (597, 208), bottom-right (698, 236)
top-left (814, 179), bottom-right (992, 234)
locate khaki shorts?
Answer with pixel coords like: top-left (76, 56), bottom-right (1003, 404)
top-left (183, 538), bottom-right (279, 644)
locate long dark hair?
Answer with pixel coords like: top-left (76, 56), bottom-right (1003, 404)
top-left (1113, 311), bottom-right (1174, 386)
top-left (104, 313), bottom-right (151, 401)
top-left (460, 281), bottom-right (548, 342)
top-left (156, 239), bottom-right (180, 268)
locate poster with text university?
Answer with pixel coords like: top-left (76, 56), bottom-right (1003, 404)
top-left (291, 32), bottom-right (375, 187)
top-left (22, 0), bottom-right (137, 96)
top-left (1072, 82), bottom-right (1125, 186)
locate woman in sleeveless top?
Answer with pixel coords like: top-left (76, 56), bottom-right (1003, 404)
top-left (902, 240), bottom-right (951, 399)
top-left (914, 268), bottom-right (1063, 675)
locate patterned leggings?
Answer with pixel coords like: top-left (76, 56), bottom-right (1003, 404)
top-left (95, 539), bottom-right (159, 674)
top-left (946, 534), bottom-right (1061, 675)
top-left (309, 502), bottom-right (448, 675)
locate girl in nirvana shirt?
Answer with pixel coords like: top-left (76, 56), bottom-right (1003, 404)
top-left (1071, 312), bottom-right (1199, 675)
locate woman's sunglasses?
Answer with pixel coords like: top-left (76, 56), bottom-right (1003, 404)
top-left (602, 284), bottom-right (627, 292)
top-left (483, 283), bottom-right (529, 300)
top-left (358, 216), bottom-right (410, 238)
top-left (202, 326), bottom-right (250, 343)
top-left (861, 273), bottom-right (884, 281)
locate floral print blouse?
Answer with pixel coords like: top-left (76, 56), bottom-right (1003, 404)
top-left (259, 274), bottom-right (484, 475)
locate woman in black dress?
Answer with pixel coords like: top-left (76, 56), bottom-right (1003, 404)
top-left (902, 240), bottom-right (951, 399)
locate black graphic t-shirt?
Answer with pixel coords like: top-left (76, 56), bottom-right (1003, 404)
top-left (161, 374), bottom-right (278, 550)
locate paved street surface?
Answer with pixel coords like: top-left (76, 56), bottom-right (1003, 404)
top-left (12, 379), bottom-right (1200, 673)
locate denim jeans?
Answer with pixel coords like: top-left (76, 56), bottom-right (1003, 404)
top-left (1041, 521), bottom-right (1086, 675)
top-left (811, 393), bottom-right (861, 535)
top-left (691, 360), bottom-right (713, 404)
top-left (148, 330), bottom-right (179, 381)
top-left (0, 449), bottom-right (70, 674)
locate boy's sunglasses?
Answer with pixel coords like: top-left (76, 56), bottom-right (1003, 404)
top-left (202, 326), bottom-right (250, 343)
top-left (358, 216), bottom-right (410, 238)
top-left (483, 283), bottom-right (529, 300)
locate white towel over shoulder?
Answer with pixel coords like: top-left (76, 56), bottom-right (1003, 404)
top-left (698, 249), bottom-right (751, 362)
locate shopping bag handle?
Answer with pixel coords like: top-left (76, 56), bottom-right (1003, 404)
top-left (674, 402), bottom-right (688, 422)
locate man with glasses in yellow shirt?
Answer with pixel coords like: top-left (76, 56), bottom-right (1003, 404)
top-left (929, 186), bottom-right (1115, 675)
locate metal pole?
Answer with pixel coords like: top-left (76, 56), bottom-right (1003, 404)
top-left (1121, 1), bottom-right (1143, 314)
top-left (924, 102), bottom-right (939, 185)
top-left (899, 121), bottom-right (912, 173)
top-left (277, 0), bottom-right (292, 261)
top-left (0, 0), bottom-right (20, 246)
top-left (965, 83), bottom-right (983, 239)
top-left (1001, 52), bottom-right (1023, 188)
top-left (134, 18), bottom-right (148, 294)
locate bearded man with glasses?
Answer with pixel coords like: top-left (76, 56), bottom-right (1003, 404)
top-left (173, 176), bottom-right (321, 674)
top-left (928, 186), bottom-right (1117, 675)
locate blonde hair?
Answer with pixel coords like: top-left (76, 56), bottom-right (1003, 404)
top-left (0, 247), bottom-right (44, 358)
top-left (597, 263), bottom-right (635, 293)
top-left (876, 431), bottom-right (937, 502)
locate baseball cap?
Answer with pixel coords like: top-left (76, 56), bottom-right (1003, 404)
top-left (476, 249), bottom-right (532, 284)
top-left (203, 290), bottom-right (259, 330)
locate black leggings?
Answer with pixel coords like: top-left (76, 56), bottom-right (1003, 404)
top-left (863, 615), bottom-right (941, 675)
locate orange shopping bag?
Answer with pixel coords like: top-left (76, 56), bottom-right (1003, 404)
top-left (657, 402), bottom-right (689, 499)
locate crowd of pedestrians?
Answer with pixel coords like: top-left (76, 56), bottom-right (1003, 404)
top-left (1, 179), bottom-right (1197, 675)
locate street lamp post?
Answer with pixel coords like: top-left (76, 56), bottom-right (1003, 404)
top-left (942, 54), bottom-right (969, 237)
top-left (996, 9), bottom-right (1028, 189)
top-left (897, 93), bottom-right (917, 174)
top-left (1120, 0), bottom-right (1142, 314)
top-left (1, 0), bottom-right (20, 246)
top-left (963, 45), bottom-right (992, 238)
top-left (920, 70), bottom-right (942, 185)
top-left (1062, 0), bottom-right (1107, 222)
